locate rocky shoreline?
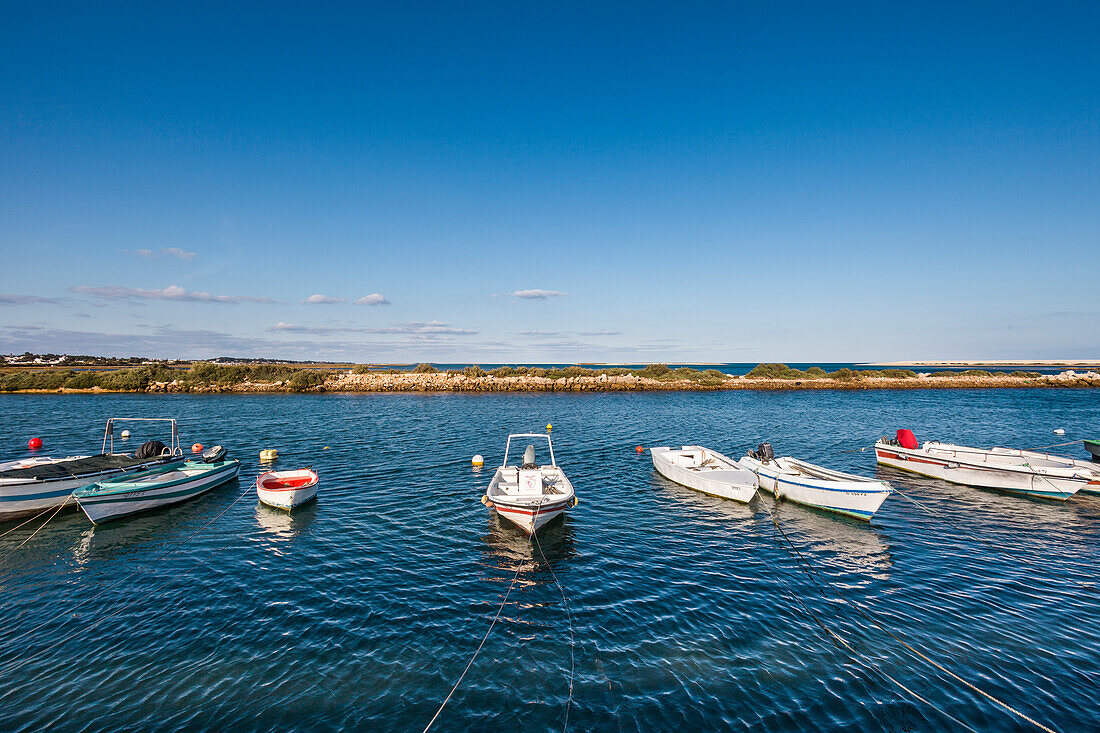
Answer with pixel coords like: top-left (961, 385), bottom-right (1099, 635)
top-left (9, 369), bottom-right (1099, 394)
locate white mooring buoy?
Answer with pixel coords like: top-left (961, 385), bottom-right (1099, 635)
top-left (471, 454), bottom-right (484, 467)
top-left (120, 429), bottom-right (130, 438)
top-left (1054, 428), bottom-right (1066, 436)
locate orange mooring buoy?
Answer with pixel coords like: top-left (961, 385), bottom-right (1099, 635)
top-left (192, 443), bottom-right (204, 453)
top-left (635, 446), bottom-right (644, 453)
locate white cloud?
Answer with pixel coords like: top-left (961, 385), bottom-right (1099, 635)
top-left (513, 289), bottom-right (568, 300)
top-left (162, 247), bottom-right (198, 261)
top-left (302, 294), bottom-right (346, 305)
top-left (0, 294), bottom-right (60, 305)
top-left (269, 320), bottom-right (476, 338)
top-left (580, 329), bottom-right (622, 336)
top-left (355, 293), bottom-right (390, 306)
top-left (71, 285), bottom-right (274, 304)
top-left (126, 248), bottom-right (198, 260)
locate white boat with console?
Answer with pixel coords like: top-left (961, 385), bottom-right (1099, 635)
top-left (739, 443), bottom-right (892, 521)
top-left (0, 418), bottom-right (185, 521)
top-left (651, 445), bottom-right (758, 502)
top-left (875, 429), bottom-right (1093, 500)
top-left (484, 434), bottom-right (576, 534)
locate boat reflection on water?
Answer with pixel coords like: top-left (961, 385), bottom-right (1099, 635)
top-left (766, 499), bottom-right (893, 581)
top-left (479, 511), bottom-right (577, 591)
top-left (254, 500), bottom-right (318, 544)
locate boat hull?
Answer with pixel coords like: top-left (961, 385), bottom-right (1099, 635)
top-left (651, 446), bottom-right (758, 503)
top-left (0, 456), bottom-right (184, 521)
top-left (488, 496), bottom-right (573, 534)
top-left (874, 443), bottom-right (1085, 500)
top-left (739, 456), bottom-right (891, 521)
top-left (75, 460), bottom-right (241, 524)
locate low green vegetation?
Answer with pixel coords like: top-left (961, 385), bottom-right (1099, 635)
top-left (745, 364), bottom-right (918, 380)
top-left (0, 362), bottom-right (333, 392)
top-left (412, 363), bottom-right (439, 373)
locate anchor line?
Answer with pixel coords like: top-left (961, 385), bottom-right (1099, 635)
top-left (759, 522), bottom-right (979, 732)
top-left (532, 517), bottom-right (575, 733)
top-left (15, 496), bottom-right (73, 550)
top-left (0, 475), bottom-right (259, 665)
top-left (0, 492), bottom-right (75, 543)
top-left (766, 508), bottom-right (1059, 733)
top-left (422, 501), bottom-right (542, 733)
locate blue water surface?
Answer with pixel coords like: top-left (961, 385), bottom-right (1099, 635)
top-left (0, 389), bottom-right (1098, 732)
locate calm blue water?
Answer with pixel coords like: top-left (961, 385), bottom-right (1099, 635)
top-left (1, 390), bottom-right (1098, 732)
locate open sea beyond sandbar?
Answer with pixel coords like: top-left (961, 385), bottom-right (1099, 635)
top-left (1, 389), bottom-right (1098, 732)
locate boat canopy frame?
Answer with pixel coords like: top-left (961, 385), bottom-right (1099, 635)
top-left (501, 433), bottom-right (556, 468)
top-left (102, 418), bottom-right (182, 456)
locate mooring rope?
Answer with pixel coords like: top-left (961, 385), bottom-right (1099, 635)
top-left (1026, 439), bottom-right (1084, 452)
top-left (422, 502), bottom-right (542, 733)
top-left (766, 507), bottom-right (1059, 733)
top-left (532, 517), bottom-right (576, 733)
top-left (759, 522), bottom-right (978, 731)
top-left (14, 496), bottom-right (73, 550)
top-left (0, 493), bottom-right (74, 542)
top-left (0, 476), bottom-right (258, 665)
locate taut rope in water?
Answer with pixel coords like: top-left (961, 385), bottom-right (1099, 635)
top-left (758, 519), bottom-right (978, 731)
top-left (766, 506), bottom-right (1059, 733)
top-left (422, 502), bottom-right (542, 733)
top-left (532, 519), bottom-right (576, 732)
top-left (13, 496), bottom-right (73, 550)
top-left (0, 493), bottom-right (74, 543)
top-left (0, 476), bottom-right (258, 669)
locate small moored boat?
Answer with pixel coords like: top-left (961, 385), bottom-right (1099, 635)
top-left (651, 445), bottom-right (758, 503)
top-left (0, 418), bottom-right (185, 521)
top-left (74, 446), bottom-right (240, 524)
top-left (874, 430), bottom-right (1092, 500)
top-left (257, 469), bottom-right (319, 510)
top-left (484, 434), bottom-right (576, 534)
top-left (1085, 439), bottom-right (1100, 464)
top-left (738, 443), bottom-right (892, 521)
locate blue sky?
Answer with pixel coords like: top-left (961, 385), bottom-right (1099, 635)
top-left (1, 2), bottom-right (1097, 362)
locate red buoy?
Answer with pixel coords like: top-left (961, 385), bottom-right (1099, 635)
top-left (28, 437), bottom-right (43, 450)
top-left (635, 446), bottom-right (644, 453)
top-left (192, 443), bottom-right (204, 453)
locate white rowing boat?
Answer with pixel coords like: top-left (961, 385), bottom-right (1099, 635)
top-left (738, 443), bottom-right (892, 521)
top-left (484, 434), bottom-right (576, 534)
top-left (0, 418), bottom-right (185, 521)
top-left (74, 448), bottom-right (240, 524)
top-left (257, 469), bottom-right (319, 510)
top-left (874, 430), bottom-right (1094, 500)
top-left (650, 445), bottom-right (758, 502)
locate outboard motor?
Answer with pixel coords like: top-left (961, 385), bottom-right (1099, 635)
top-left (201, 445), bottom-right (227, 463)
top-left (135, 440), bottom-right (167, 459)
top-left (749, 442), bottom-right (774, 463)
top-left (895, 429), bottom-right (918, 449)
top-left (522, 445), bottom-right (537, 469)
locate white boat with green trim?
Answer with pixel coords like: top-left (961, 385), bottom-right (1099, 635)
top-left (74, 448), bottom-right (239, 524)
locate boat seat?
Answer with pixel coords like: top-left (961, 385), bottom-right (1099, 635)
top-left (517, 469), bottom-right (544, 494)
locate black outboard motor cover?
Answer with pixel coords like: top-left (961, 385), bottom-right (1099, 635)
top-left (201, 445), bottom-right (227, 463)
top-left (750, 442), bottom-right (775, 462)
top-left (135, 440), bottom-right (167, 459)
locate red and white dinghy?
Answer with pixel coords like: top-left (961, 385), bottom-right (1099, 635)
top-left (256, 469), bottom-right (319, 510)
top-left (484, 434), bottom-right (576, 534)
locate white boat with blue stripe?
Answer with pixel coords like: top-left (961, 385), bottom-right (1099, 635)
top-left (74, 447), bottom-right (240, 524)
top-left (738, 443), bottom-right (892, 521)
